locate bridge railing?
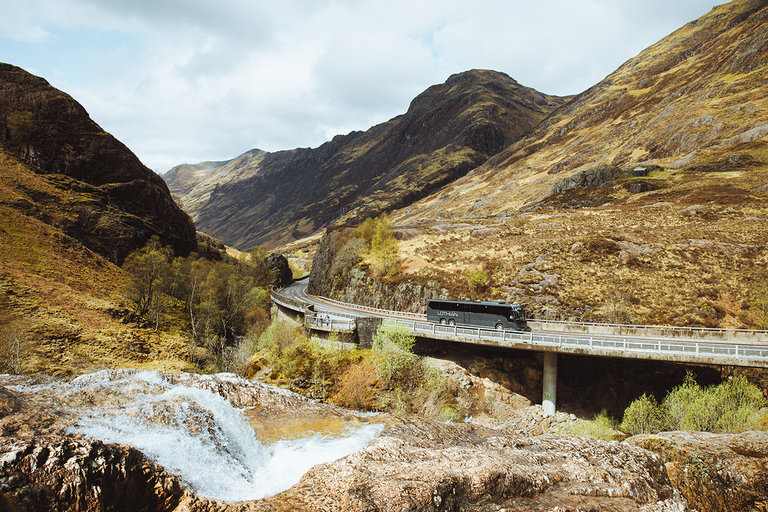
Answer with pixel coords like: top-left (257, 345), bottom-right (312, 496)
top-left (305, 313), bottom-right (356, 331)
top-left (270, 289), bottom-right (307, 312)
top-left (272, 287), bottom-right (768, 346)
top-left (382, 318), bottom-right (768, 366)
top-left (528, 319), bottom-right (768, 344)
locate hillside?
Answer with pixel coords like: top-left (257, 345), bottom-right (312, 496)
top-left (164, 70), bottom-right (567, 249)
top-left (0, 64), bottom-right (198, 375)
top-left (310, 0), bottom-right (768, 329)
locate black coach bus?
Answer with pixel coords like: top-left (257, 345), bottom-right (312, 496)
top-left (426, 299), bottom-right (528, 331)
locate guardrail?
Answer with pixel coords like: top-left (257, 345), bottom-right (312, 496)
top-left (312, 295), bottom-right (425, 321)
top-left (271, 286), bottom-right (768, 366)
top-left (305, 313), bottom-right (356, 331)
top-left (382, 318), bottom-right (768, 367)
top-left (528, 319), bottom-right (768, 344)
top-left (270, 289), bottom-right (307, 312)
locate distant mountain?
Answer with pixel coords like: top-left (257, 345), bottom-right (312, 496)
top-left (164, 70), bottom-right (568, 249)
top-left (0, 63), bottom-right (197, 262)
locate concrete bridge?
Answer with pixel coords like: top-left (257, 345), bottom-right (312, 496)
top-left (272, 281), bottom-right (768, 414)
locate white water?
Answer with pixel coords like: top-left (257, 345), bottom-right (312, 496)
top-left (58, 370), bottom-right (382, 501)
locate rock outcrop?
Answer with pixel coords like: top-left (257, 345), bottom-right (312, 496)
top-left (307, 227), bottom-right (443, 313)
top-left (627, 430), bottom-right (768, 512)
top-left (266, 253), bottom-right (294, 289)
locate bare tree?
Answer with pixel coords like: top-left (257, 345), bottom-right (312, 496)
top-left (0, 320), bottom-right (31, 374)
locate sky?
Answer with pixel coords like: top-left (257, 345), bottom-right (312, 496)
top-left (1, 0), bottom-right (717, 173)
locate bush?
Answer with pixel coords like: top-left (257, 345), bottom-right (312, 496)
top-left (559, 410), bottom-right (618, 441)
top-left (620, 373), bottom-right (767, 435)
top-left (466, 267), bottom-right (488, 293)
top-left (330, 237), bottom-right (366, 276)
top-left (620, 393), bottom-right (664, 436)
top-left (333, 359), bottom-right (379, 410)
top-left (372, 324), bottom-right (417, 382)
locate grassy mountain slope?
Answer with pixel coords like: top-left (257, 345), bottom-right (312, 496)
top-left (0, 64), bottom-right (199, 375)
top-left (315, 0), bottom-right (768, 328)
top-left (165, 70), bottom-right (567, 249)
top-left (401, 0), bottom-right (768, 219)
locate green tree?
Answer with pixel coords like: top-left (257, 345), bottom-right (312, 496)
top-left (356, 217), bottom-right (376, 245)
top-left (370, 214), bottom-right (400, 277)
top-left (122, 237), bottom-right (173, 328)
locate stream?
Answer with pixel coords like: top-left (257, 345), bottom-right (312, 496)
top-left (13, 370), bottom-right (383, 501)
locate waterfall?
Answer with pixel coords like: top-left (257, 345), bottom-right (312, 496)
top-left (49, 370), bottom-right (384, 501)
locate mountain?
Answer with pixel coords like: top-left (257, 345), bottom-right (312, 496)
top-left (400, 0), bottom-right (768, 220)
top-left (164, 70), bottom-right (567, 249)
top-left (0, 63), bottom-right (198, 374)
top-left (310, 0), bottom-right (768, 329)
top-left (0, 64), bottom-right (197, 262)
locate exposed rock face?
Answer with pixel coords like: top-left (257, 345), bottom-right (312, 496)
top-left (627, 431), bottom-right (768, 512)
top-left (1, 436), bottom-right (184, 512)
top-left (0, 63), bottom-right (197, 262)
top-left (164, 70), bottom-right (567, 249)
top-left (266, 253), bottom-right (293, 289)
top-left (307, 226), bottom-right (442, 313)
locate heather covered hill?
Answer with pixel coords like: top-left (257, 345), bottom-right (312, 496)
top-left (0, 64), bottom-right (197, 262)
top-left (164, 70), bottom-right (567, 249)
top-left (400, 0), bottom-right (768, 220)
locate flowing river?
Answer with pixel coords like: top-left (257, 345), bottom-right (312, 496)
top-left (12, 370), bottom-right (383, 502)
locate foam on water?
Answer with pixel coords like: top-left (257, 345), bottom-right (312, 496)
top-left (64, 371), bottom-right (383, 501)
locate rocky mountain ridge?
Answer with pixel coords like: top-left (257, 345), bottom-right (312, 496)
top-left (164, 70), bottom-right (567, 249)
top-left (400, 0), bottom-right (768, 220)
top-left (0, 64), bottom-right (197, 262)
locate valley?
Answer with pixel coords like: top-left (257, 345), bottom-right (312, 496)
top-left (1, 0), bottom-right (768, 510)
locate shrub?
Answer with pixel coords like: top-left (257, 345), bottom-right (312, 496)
top-left (333, 359), bottom-right (379, 410)
top-left (330, 237), bottom-right (366, 276)
top-left (559, 410), bottom-right (618, 441)
top-left (466, 267), bottom-right (488, 292)
top-left (621, 373), bottom-right (767, 435)
top-left (620, 393), bottom-right (665, 436)
top-left (372, 324), bottom-right (417, 382)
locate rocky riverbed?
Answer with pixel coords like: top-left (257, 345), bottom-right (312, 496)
top-left (1, 370), bottom-right (767, 511)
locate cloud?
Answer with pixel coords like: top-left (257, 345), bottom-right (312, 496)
top-left (0, 0), bottom-right (716, 172)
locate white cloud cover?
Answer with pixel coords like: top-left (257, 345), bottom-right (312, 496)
top-left (1, 0), bottom-right (716, 172)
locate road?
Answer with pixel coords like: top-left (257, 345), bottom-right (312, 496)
top-left (276, 280), bottom-right (768, 368)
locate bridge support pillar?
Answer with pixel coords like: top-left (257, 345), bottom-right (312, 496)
top-left (542, 351), bottom-right (557, 416)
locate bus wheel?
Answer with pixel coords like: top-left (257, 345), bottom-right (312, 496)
top-left (448, 319), bottom-right (455, 326)
top-left (439, 318), bottom-right (446, 325)
top-left (495, 324), bottom-right (503, 330)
